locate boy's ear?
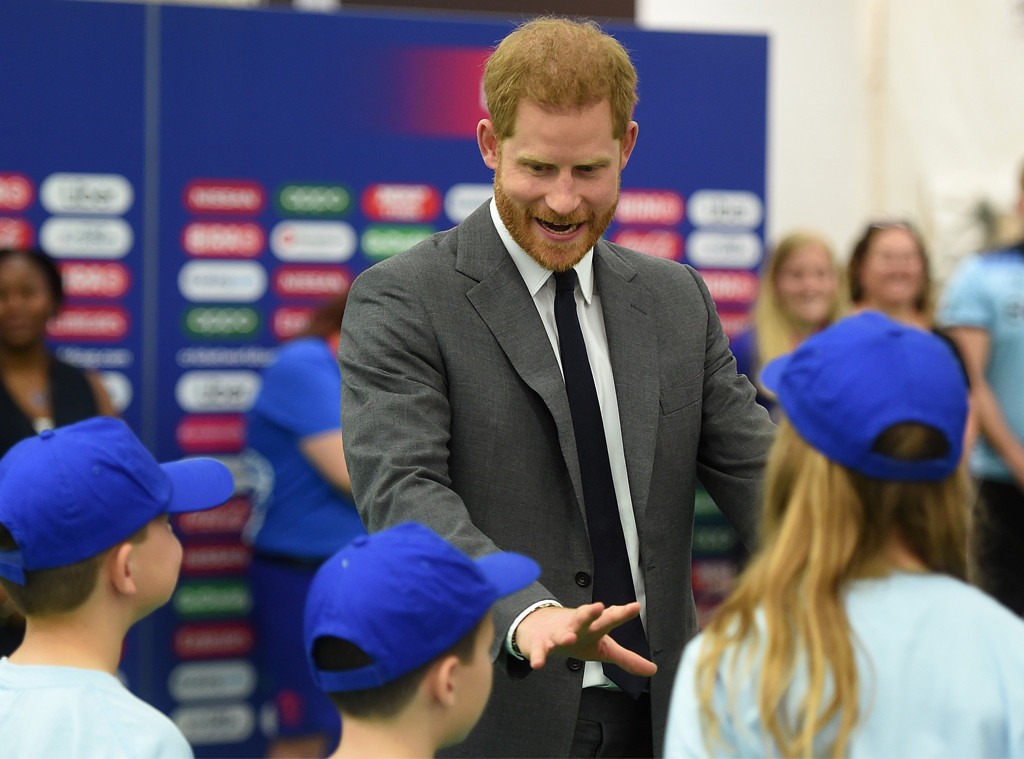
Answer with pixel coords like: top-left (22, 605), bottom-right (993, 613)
top-left (107, 542), bottom-right (138, 596)
top-left (426, 654), bottom-right (461, 708)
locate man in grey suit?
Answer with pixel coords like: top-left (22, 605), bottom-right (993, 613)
top-left (339, 17), bottom-right (774, 759)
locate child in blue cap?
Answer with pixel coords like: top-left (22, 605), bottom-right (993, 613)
top-left (0, 417), bottom-right (235, 758)
top-left (304, 521), bottom-right (540, 758)
top-left (664, 312), bottom-right (1024, 758)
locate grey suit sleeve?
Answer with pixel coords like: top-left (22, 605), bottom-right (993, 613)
top-left (687, 266), bottom-right (775, 550)
top-left (339, 260), bottom-right (553, 660)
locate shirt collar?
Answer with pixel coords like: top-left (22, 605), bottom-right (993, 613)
top-left (489, 198), bottom-right (595, 304)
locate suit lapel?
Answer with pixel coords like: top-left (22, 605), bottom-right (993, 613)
top-left (458, 205), bottom-right (585, 506)
top-left (595, 243), bottom-right (659, 523)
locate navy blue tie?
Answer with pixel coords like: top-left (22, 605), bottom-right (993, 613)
top-left (553, 268), bottom-right (650, 698)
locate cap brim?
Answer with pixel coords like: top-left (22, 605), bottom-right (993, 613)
top-left (475, 551), bottom-right (540, 598)
top-left (160, 458), bottom-right (236, 514)
top-left (759, 352), bottom-right (793, 395)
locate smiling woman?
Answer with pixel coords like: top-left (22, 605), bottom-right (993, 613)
top-left (847, 219), bottom-right (933, 329)
top-left (730, 229), bottom-right (844, 417)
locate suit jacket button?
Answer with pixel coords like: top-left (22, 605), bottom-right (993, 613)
top-left (567, 658), bottom-right (583, 671)
top-left (575, 571), bottom-right (591, 587)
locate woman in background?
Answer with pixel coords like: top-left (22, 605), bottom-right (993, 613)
top-left (0, 247), bottom-right (114, 456)
top-left (244, 291), bottom-right (365, 759)
top-left (847, 219), bottom-right (933, 329)
top-left (731, 230), bottom-right (843, 416)
top-left (0, 247), bottom-right (115, 656)
top-left (665, 313), bottom-right (1024, 758)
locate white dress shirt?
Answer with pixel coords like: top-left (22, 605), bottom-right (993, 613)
top-left (490, 200), bottom-right (648, 688)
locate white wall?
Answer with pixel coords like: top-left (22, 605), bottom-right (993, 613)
top-left (637, 0), bottom-right (1024, 281)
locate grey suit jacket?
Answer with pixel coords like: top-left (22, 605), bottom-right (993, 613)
top-left (340, 202), bottom-right (774, 757)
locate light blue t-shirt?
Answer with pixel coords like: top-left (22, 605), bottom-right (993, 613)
top-left (939, 245), bottom-right (1024, 481)
top-left (665, 572), bottom-right (1024, 758)
top-left (0, 658), bottom-right (193, 758)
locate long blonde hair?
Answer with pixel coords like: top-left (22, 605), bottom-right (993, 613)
top-left (753, 231), bottom-right (844, 374)
top-left (695, 422), bottom-right (969, 757)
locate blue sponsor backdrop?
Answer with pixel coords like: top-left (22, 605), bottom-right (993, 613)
top-left (0, 0), bottom-right (766, 755)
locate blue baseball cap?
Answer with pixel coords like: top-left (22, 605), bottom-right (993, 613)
top-left (0, 417), bottom-right (235, 584)
top-left (304, 522), bottom-right (540, 692)
top-left (761, 311), bottom-right (968, 481)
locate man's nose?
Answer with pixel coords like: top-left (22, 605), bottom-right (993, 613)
top-left (545, 172), bottom-right (581, 217)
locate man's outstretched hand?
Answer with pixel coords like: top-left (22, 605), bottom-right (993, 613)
top-left (514, 602), bottom-right (658, 676)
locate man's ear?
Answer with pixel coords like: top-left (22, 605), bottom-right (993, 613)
top-left (426, 654), bottom-right (461, 708)
top-left (477, 119), bottom-right (500, 171)
top-left (619, 120), bottom-right (639, 170)
top-left (108, 542), bottom-right (137, 596)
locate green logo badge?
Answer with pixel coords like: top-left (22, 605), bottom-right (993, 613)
top-left (185, 307), bottom-right (261, 339)
top-left (174, 581), bottom-right (253, 618)
top-left (361, 225), bottom-right (435, 261)
top-left (277, 184), bottom-right (351, 216)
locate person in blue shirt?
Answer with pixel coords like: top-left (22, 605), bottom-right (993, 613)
top-left (665, 313), bottom-right (1024, 758)
top-left (940, 161), bottom-right (1024, 618)
top-left (244, 292), bottom-right (365, 758)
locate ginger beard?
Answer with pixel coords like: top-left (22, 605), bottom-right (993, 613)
top-left (493, 152), bottom-right (620, 273)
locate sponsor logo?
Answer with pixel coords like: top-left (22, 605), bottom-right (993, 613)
top-left (700, 270), bottom-right (759, 306)
top-left (175, 370), bottom-right (261, 413)
top-left (0, 217), bottom-right (34, 248)
top-left (174, 581), bottom-right (253, 618)
top-left (687, 190), bottom-right (763, 228)
top-left (59, 261), bottom-right (131, 299)
top-left (686, 231), bottom-right (762, 269)
top-left (277, 183), bottom-right (351, 216)
top-left (184, 179), bottom-right (265, 215)
top-left (47, 306), bottom-right (129, 341)
top-left (361, 225), bottom-right (434, 261)
top-left (615, 190), bottom-right (685, 225)
top-left (40, 173), bottom-right (134, 215)
top-left (362, 183), bottom-right (441, 222)
top-left (178, 261), bottom-right (268, 303)
top-left (177, 414), bottom-right (247, 453)
top-left (39, 217), bottom-right (133, 259)
top-left (272, 265), bottom-right (351, 298)
top-left (100, 371), bottom-right (132, 414)
top-left (271, 307), bottom-right (314, 341)
top-left (269, 220), bottom-right (356, 262)
top-left (175, 497), bottom-right (251, 536)
top-left (175, 346), bottom-right (274, 369)
top-left (54, 346), bottom-right (134, 368)
top-left (0, 173), bottom-right (34, 211)
top-left (180, 542), bottom-right (251, 576)
top-left (170, 660), bottom-right (257, 702)
top-left (611, 229), bottom-right (682, 260)
top-left (182, 222), bottom-right (264, 258)
top-left (184, 307), bottom-right (261, 339)
top-left (173, 622), bottom-right (255, 660)
top-left (172, 703), bottom-right (256, 746)
top-left (443, 183), bottom-right (492, 224)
